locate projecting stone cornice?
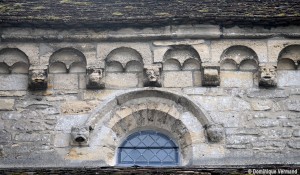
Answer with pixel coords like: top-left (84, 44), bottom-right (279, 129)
top-left (2, 25), bottom-right (300, 42)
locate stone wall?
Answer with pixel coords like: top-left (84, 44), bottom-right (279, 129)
top-left (0, 25), bottom-right (299, 168)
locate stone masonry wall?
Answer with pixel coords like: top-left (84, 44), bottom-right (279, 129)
top-left (0, 25), bottom-right (299, 168)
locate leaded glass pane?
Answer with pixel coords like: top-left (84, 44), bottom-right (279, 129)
top-left (118, 130), bottom-right (179, 166)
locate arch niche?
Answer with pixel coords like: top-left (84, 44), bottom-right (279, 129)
top-left (66, 89), bottom-right (223, 166)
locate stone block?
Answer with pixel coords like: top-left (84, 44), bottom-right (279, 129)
top-left (53, 74), bottom-right (79, 90)
top-left (261, 128), bottom-right (292, 139)
top-left (193, 70), bottom-right (202, 86)
top-left (55, 114), bottom-right (89, 132)
top-left (252, 140), bottom-right (286, 148)
top-left (285, 99), bottom-right (300, 112)
top-left (0, 130), bottom-right (11, 143)
top-left (250, 99), bottom-right (273, 111)
top-left (247, 89), bottom-right (289, 98)
top-left (226, 135), bottom-right (258, 145)
top-left (293, 130), bottom-right (300, 137)
top-left (0, 74), bottom-right (28, 90)
top-left (287, 140), bottom-right (300, 149)
top-left (0, 91), bottom-right (27, 97)
top-left (254, 119), bottom-right (280, 128)
top-left (0, 99), bottom-right (14, 111)
top-left (61, 101), bottom-right (94, 114)
top-left (82, 90), bottom-right (117, 100)
top-left (277, 71), bottom-right (300, 87)
top-left (210, 112), bottom-right (246, 127)
top-left (220, 71), bottom-right (253, 88)
top-left (54, 133), bottom-right (71, 147)
top-left (163, 71), bottom-right (193, 88)
top-left (225, 128), bottom-right (261, 136)
top-left (105, 73), bottom-right (140, 88)
top-left (15, 133), bottom-right (51, 143)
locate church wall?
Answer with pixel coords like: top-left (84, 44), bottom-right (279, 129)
top-left (0, 25), bottom-right (299, 167)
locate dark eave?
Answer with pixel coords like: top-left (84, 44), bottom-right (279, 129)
top-left (1, 0), bottom-right (300, 29)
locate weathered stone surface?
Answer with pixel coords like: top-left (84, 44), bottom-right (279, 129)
top-left (0, 91), bottom-right (27, 97)
top-left (15, 133), bottom-right (51, 143)
top-left (250, 99), bottom-right (273, 111)
top-left (254, 119), bottom-right (280, 128)
top-left (261, 128), bottom-right (292, 139)
top-left (163, 71), bottom-right (193, 88)
top-left (206, 124), bottom-right (224, 143)
top-left (54, 133), bottom-right (71, 148)
top-left (194, 96), bottom-right (250, 112)
top-left (220, 72), bottom-right (253, 88)
top-left (277, 71), bottom-right (300, 87)
top-left (252, 140), bottom-right (286, 148)
top-left (53, 74), bottom-right (79, 90)
top-left (225, 128), bottom-right (261, 136)
top-left (287, 140), bottom-right (300, 149)
top-left (105, 73), bottom-right (140, 88)
top-left (226, 135), bottom-right (258, 145)
top-left (0, 74), bottom-right (28, 90)
top-left (292, 130), bottom-right (300, 137)
top-left (61, 101), bottom-right (94, 114)
top-left (0, 130), bottom-right (11, 143)
top-left (0, 99), bottom-right (14, 111)
top-left (55, 114), bottom-right (89, 132)
top-left (184, 87), bottom-right (224, 96)
top-left (285, 99), bottom-right (300, 112)
top-left (247, 89), bottom-right (289, 98)
top-left (210, 112), bottom-right (246, 127)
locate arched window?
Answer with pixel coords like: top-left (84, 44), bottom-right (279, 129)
top-left (118, 130), bottom-right (179, 166)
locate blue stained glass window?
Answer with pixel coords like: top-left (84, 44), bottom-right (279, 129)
top-left (118, 130), bottom-right (179, 166)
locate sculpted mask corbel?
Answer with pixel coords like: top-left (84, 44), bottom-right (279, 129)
top-left (259, 64), bottom-right (277, 88)
top-left (86, 68), bottom-right (105, 89)
top-left (70, 126), bottom-right (90, 146)
top-left (143, 65), bottom-right (162, 87)
top-left (28, 69), bottom-right (48, 91)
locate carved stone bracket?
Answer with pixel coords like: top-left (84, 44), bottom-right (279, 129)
top-left (205, 124), bottom-right (224, 143)
top-left (143, 65), bottom-right (162, 87)
top-left (70, 126), bottom-right (90, 146)
top-left (258, 64), bottom-right (277, 88)
top-left (202, 66), bottom-right (220, 87)
top-left (28, 69), bottom-right (48, 91)
top-left (86, 68), bottom-right (105, 89)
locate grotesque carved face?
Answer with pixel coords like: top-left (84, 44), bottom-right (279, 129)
top-left (71, 126), bottom-right (89, 145)
top-left (259, 65), bottom-right (277, 87)
top-left (28, 69), bottom-right (48, 90)
top-left (86, 68), bottom-right (105, 89)
top-left (146, 68), bottom-right (160, 82)
top-left (88, 69), bottom-right (103, 83)
top-left (30, 69), bottom-right (47, 83)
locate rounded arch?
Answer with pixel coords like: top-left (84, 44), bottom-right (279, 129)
top-left (163, 45), bottom-right (201, 68)
top-left (220, 45), bottom-right (259, 66)
top-left (49, 48), bottom-right (87, 71)
top-left (220, 59), bottom-right (238, 70)
top-left (106, 47), bottom-right (143, 68)
top-left (278, 44), bottom-right (300, 70)
top-left (0, 48), bottom-right (29, 73)
top-left (86, 89), bottom-right (213, 129)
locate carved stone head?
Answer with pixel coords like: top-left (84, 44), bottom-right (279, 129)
top-left (206, 124), bottom-right (224, 143)
top-left (28, 69), bottom-right (48, 91)
top-left (86, 68), bottom-right (105, 89)
top-left (144, 66), bottom-right (162, 87)
top-left (259, 65), bottom-right (277, 87)
top-left (202, 67), bottom-right (220, 87)
top-left (70, 126), bottom-right (89, 146)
